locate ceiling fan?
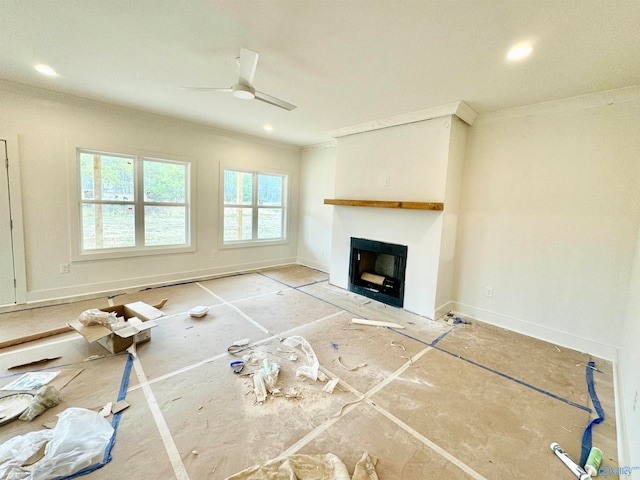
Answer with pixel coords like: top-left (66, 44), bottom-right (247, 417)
top-left (182, 48), bottom-right (297, 111)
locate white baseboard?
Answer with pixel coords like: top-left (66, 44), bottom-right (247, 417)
top-left (295, 257), bottom-right (330, 274)
top-left (452, 301), bottom-right (618, 361)
top-left (24, 257), bottom-right (298, 305)
top-left (434, 300), bottom-right (455, 321)
top-left (612, 355), bottom-right (631, 471)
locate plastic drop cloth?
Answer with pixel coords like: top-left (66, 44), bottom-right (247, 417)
top-left (282, 336), bottom-right (320, 381)
top-left (0, 407), bottom-right (114, 480)
top-left (226, 452), bottom-right (379, 480)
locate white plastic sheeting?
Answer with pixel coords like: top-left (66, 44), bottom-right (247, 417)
top-left (0, 407), bottom-right (114, 480)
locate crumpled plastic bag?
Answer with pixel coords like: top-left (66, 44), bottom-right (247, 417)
top-left (282, 336), bottom-right (320, 381)
top-left (226, 452), bottom-right (379, 480)
top-left (0, 407), bottom-right (114, 480)
top-left (19, 386), bottom-right (62, 421)
top-left (78, 309), bottom-right (117, 327)
top-left (262, 359), bottom-right (281, 393)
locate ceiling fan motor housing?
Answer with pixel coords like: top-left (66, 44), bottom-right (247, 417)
top-left (232, 83), bottom-right (255, 99)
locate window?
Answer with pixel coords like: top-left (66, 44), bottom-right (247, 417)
top-left (222, 169), bottom-right (287, 244)
top-left (77, 149), bottom-right (191, 256)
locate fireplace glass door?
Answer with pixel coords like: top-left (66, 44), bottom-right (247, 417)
top-left (349, 237), bottom-right (407, 308)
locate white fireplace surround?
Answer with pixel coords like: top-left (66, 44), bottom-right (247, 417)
top-left (328, 108), bottom-right (471, 319)
top-left (331, 207), bottom-right (443, 317)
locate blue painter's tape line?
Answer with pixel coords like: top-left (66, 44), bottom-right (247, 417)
top-left (103, 352), bottom-right (134, 463)
top-left (257, 270), bottom-right (329, 290)
top-left (580, 361), bottom-right (605, 466)
top-left (52, 352), bottom-right (134, 480)
top-left (435, 346), bottom-right (592, 413)
top-left (390, 328), bottom-right (448, 347)
top-left (391, 328), bottom-right (592, 413)
top-left (428, 329), bottom-right (453, 347)
top-left (259, 270), bottom-right (592, 414)
top-left (296, 278), bottom-right (330, 289)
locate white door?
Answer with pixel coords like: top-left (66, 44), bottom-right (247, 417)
top-left (0, 139), bottom-right (17, 304)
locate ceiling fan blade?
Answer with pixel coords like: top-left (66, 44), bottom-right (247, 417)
top-left (254, 90), bottom-right (297, 111)
top-left (180, 86), bottom-right (233, 92)
top-left (238, 48), bottom-right (259, 86)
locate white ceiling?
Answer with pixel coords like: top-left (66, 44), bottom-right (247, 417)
top-left (1, 1), bottom-right (639, 147)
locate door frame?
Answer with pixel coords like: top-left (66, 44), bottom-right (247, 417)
top-left (1, 132), bottom-right (27, 304)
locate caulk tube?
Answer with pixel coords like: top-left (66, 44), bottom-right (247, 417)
top-left (584, 447), bottom-right (603, 477)
top-left (550, 443), bottom-right (592, 480)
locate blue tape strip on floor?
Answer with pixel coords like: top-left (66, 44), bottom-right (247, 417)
top-left (138, 271), bottom-right (249, 291)
top-left (428, 329), bottom-right (453, 347)
top-left (294, 278), bottom-right (330, 289)
top-left (375, 326), bottom-right (593, 413)
top-left (257, 271), bottom-right (593, 414)
top-left (580, 360), bottom-right (605, 466)
top-left (52, 352), bottom-right (134, 480)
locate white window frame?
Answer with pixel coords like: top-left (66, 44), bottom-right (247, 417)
top-left (220, 167), bottom-right (288, 247)
top-left (69, 146), bottom-right (195, 261)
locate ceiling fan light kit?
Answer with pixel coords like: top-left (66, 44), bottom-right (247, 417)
top-left (232, 83), bottom-right (255, 99)
top-left (184, 47), bottom-right (297, 111)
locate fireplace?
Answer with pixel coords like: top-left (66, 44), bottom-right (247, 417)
top-left (349, 237), bottom-right (408, 308)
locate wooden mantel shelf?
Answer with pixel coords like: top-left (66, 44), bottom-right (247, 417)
top-left (324, 199), bottom-right (444, 211)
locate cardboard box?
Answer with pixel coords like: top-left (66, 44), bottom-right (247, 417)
top-left (68, 301), bottom-right (163, 354)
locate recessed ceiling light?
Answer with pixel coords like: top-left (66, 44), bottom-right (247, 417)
top-left (263, 124), bottom-right (273, 132)
top-left (34, 64), bottom-right (58, 76)
top-left (507, 44), bottom-right (534, 61)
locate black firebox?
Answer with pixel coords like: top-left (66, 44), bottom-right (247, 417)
top-left (348, 237), bottom-right (407, 308)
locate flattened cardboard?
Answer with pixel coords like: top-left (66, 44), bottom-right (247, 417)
top-left (8, 356), bottom-right (62, 370)
top-left (112, 317), bottom-right (157, 339)
top-left (49, 368), bottom-right (83, 391)
top-left (124, 301), bottom-right (164, 321)
top-left (112, 400), bottom-right (130, 414)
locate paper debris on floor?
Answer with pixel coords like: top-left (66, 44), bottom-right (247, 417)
top-left (112, 317), bottom-right (157, 338)
top-left (112, 400), bottom-right (130, 414)
top-left (226, 452), bottom-right (379, 480)
top-left (351, 318), bottom-right (404, 329)
top-left (8, 356), bottom-right (62, 370)
top-left (1, 371), bottom-right (60, 391)
top-left (19, 385), bottom-right (62, 421)
top-left (48, 369), bottom-right (83, 391)
top-left (322, 378), bottom-right (339, 394)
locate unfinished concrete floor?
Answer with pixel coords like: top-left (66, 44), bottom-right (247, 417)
top-left (0, 265), bottom-right (620, 479)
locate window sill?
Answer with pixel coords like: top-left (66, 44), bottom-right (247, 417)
top-left (220, 238), bottom-right (289, 249)
top-left (71, 244), bottom-right (196, 262)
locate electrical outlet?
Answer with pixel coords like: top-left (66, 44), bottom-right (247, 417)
top-left (211, 250), bottom-right (218, 259)
top-left (384, 176), bottom-right (390, 186)
top-left (485, 287), bottom-right (493, 297)
top-left (59, 264), bottom-right (70, 274)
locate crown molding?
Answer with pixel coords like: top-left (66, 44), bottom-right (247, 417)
top-left (475, 85), bottom-right (640, 125)
top-left (326, 100), bottom-right (477, 139)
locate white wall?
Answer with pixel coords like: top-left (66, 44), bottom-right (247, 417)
top-left (453, 89), bottom-right (640, 360)
top-left (619, 222), bottom-right (640, 474)
top-left (296, 143), bottom-right (336, 272)
top-left (0, 81), bottom-right (301, 303)
top-left (295, 89), bottom-right (640, 459)
top-left (329, 117), bottom-right (455, 319)
top-left (435, 116), bottom-right (468, 317)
